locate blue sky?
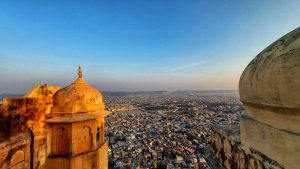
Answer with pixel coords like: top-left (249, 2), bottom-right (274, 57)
top-left (0, 0), bottom-right (299, 93)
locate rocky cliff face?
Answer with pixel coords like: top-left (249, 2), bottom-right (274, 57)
top-left (211, 125), bottom-right (284, 169)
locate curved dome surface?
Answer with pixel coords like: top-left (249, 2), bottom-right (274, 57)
top-left (52, 66), bottom-right (104, 113)
top-left (239, 27), bottom-right (300, 108)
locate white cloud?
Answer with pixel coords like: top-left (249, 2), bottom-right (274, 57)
top-left (171, 61), bottom-right (209, 72)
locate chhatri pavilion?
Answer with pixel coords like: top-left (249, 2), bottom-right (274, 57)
top-left (0, 66), bottom-right (110, 169)
top-left (44, 66), bottom-right (110, 168)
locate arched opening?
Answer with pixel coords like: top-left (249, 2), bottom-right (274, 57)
top-left (96, 127), bottom-right (100, 145)
top-left (81, 125), bottom-right (92, 151)
top-left (100, 122), bottom-right (104, 143)
top-left (28, 129), bottom-right (34, 169)
top-left (55, 127), bottom-right (69, 155)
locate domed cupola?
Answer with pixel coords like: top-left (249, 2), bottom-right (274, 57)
top-left (44, 66), bottom-right (111, 169)
top-left (52, 66), bottom-right (105, 114)
top-left (239, 27), bottom-right (300, 132)
top-left (239, 27), bottom-right (300, 109)
top-left (45, 66), bottom-right (110, 123)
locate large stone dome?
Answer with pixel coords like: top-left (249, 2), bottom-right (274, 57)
top-left (239, 28), bottom-right (300, 169)
top-left (239, 27), bottom-right (300, 108)
top-left (52, 66), bottom-right (105, 114)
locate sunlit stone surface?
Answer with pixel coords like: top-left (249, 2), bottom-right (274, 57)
top-left (239, 27), bottom-right (300, 169)
top-left (0, 66), bottom-right (110, 169)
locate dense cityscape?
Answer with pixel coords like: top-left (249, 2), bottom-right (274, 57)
top-left (104, 91), bottom-right (244, 169)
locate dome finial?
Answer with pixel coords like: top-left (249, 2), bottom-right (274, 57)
top-left (78, 65), bottom-right (82, 78)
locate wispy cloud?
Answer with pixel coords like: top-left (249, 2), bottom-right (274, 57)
top-left (145, 72), bottom-right (208, 77)
top-left (100, 70), bottom-right (118, 74)
top-left (171, 61), bottom-right (209, 72)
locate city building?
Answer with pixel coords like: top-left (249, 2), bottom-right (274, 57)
top-left (0, 27), bottom-right (299, 169)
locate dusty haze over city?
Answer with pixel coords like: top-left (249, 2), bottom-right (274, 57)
top-left (0, 1), bottom-right (299, 169)
top-left (1, 1), bottom-right (300, 94)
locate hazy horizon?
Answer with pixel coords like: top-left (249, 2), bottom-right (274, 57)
top-left (0, 89), bottom-right (239, 96)
top-left (1, 1), bottom-right (300, 93)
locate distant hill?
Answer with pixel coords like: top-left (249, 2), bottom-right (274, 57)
top-left (172, 90), bottom-right (239, 96)
top-left (0, 90), bottom-right (238, 100)
top-left (103, 90), bottom-right (238, 97)
top-left (0, 93), bottom-right (23, 102)
top-left (103, 91), bottom-right (170, 96)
